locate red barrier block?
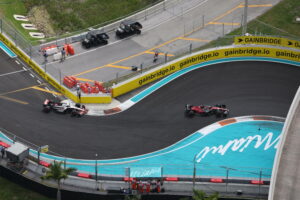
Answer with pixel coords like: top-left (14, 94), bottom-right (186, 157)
top-left (0, 141), bottom-right (10, 148)
top-left (165, 177), bottom-right (178, 181)
top-left (210, 178), bottom-right (223, 183)
top-left (251, 180), bottom-right (264, 185)
top-left (39, 160), bottom-right (51, 167)
top-left (63, 76), bottom-right (76, 88)
top-left (77, 173), bottom-right (91, 179)
top-left (94, 81), bottom-right (104, 91)
top-left (91, 86), bottom-right (99, 94)
top-left (66, 44), bottom-right (75, 55)
top-left (123, 177), bottom-right (136, 182)
top-left (41, 45), bottom-right (57, 51)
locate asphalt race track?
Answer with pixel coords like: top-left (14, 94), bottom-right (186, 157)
top-left (1, 50), bottom-right (300, 159)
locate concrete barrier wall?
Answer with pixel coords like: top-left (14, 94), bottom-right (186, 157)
top-left (268, 86), bottom-right (300, 200)
top-left (0, 32), bottom-right (112, 104)
top-left (112, 46), bottom-right (300, 97)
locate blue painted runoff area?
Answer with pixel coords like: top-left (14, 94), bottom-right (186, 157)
top-left (2, 120), bottom-right (281, 178)
top-left (66, 121), bottom-right (282, 178)
top-left (0, 41), bottom-right (16, 58)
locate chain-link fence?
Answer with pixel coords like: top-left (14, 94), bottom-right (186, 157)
top-left (0, 2), bottom-right (298, 194)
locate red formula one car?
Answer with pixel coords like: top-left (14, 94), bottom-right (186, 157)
top-left (185, 104), bottom-right (229, 118)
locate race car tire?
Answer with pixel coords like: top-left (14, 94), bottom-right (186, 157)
top-left (43, 107), bottom-right (51, 113)
top-left (71, 111), bottom-right (77, 117)
top-left (136, 29), bottom-right (141, 35)
top-left (215, 110), bottom-right (222, 118)
top-left (187, 110), bottom-right (195, 117)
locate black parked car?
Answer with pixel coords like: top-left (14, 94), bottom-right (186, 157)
top-left (116, 20), bottom-right (142, 39)
top-left (82, 30), bottom-right (109, 49)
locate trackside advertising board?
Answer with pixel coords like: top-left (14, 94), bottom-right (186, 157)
top-left (234, 36), bottom-right (300, 50)
top-left (112, 47), bottom-right (300, 97)
top-left (0, 33), bottom-right (112, 103)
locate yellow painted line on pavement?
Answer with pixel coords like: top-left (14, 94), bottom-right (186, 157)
top-left (76, 77), bottom-right (97, 83)
top-left (73, 66), bottom-right (106, 77)
top-left (144, 51), bottom-right (174, 56)
top-left (73, 3), bottom-right (273, 77)
top-left (73, 37), bottom-right (180, 76)
top-left (147, 37), bottom-right (180, 52)
top-left (184, 4), bottom-right (243, 36)
top-left (0, 95), bottom-right (28, 105)
top-left (208, 4), bottom-right (243, 25)
top-left (106, 64), bottom-right (132, 70)
top-left (208, 22), bottom-right (240, 26)
top-left (0, 84), bottom-right (45, 96)
top-left (31, 86), bottom-right (62, 96)
top-left (178, 37), bottom-right (211, 42)
top-left (239, 4), bottom-right (272, 8)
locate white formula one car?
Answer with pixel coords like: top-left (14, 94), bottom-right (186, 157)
top-left (43, 99), bottom-right (88, 117)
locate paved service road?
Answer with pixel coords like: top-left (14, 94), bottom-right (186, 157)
top-left (1, 49), bottom-right (299, 159)
top-left (33, 0), bottom-right (279, 84)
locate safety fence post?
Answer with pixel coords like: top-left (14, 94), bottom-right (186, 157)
top-left (165, 52), bottom-right (168, 63)
top-left (63, 158), bottom-right (66, 169)
top-left (95, 153), bottom-right (99, 190)
top-left (140, 63), bottom-right (143, 74)
top-left (258, 169), bottom-right (262, 197)
top-left (193, 155), bottom-right (196, 189)
top-left (37, 147), bottom-right (41, 166)
top-left (116, 72), bottom-right (119, 84)
top-left (226, 168), bottom-right (229, 193)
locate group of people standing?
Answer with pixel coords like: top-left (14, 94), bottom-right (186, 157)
top-left (130, 179), bottom-right (164, 193)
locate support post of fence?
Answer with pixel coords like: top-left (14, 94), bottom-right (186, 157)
top-left (59, 69), bottom-right (62, 86)
top-left (140, 63), bottom-right (143, 74)
top-left (14, 31), bottom-right (17, 47)
top-left (202, 15), bottom-right (205, 27)
top-left (29, 45), bottom-right (32, 59)
top-left (44, 63), bottom-right (47, 74)
top-left (222, 23), bottom-right (225, 37)
top-left (241, 14), bottom-right (244, 28)
top-left (226, 168), bottom-right (229, 193)
top-left (189, 43), bottom-right (192, 54)
top-left (64, 158), bottom-right (66, 169)
top-left (116, 72), bottom-right (119, 84)
top-left (0, 19), bottom-right (2, 33)
top-left (193, 155), bottom-right (196, 189)
top-left (242, 0), bottom-right (248, 35)
top-left (258, 169), bottom-right (262, 197)
top-left (165, 52), bottom-right (168, 63)
top-left (37, 147), bottom-right (41, 166)
top-left (95, 153), bottom-right (99, 190)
